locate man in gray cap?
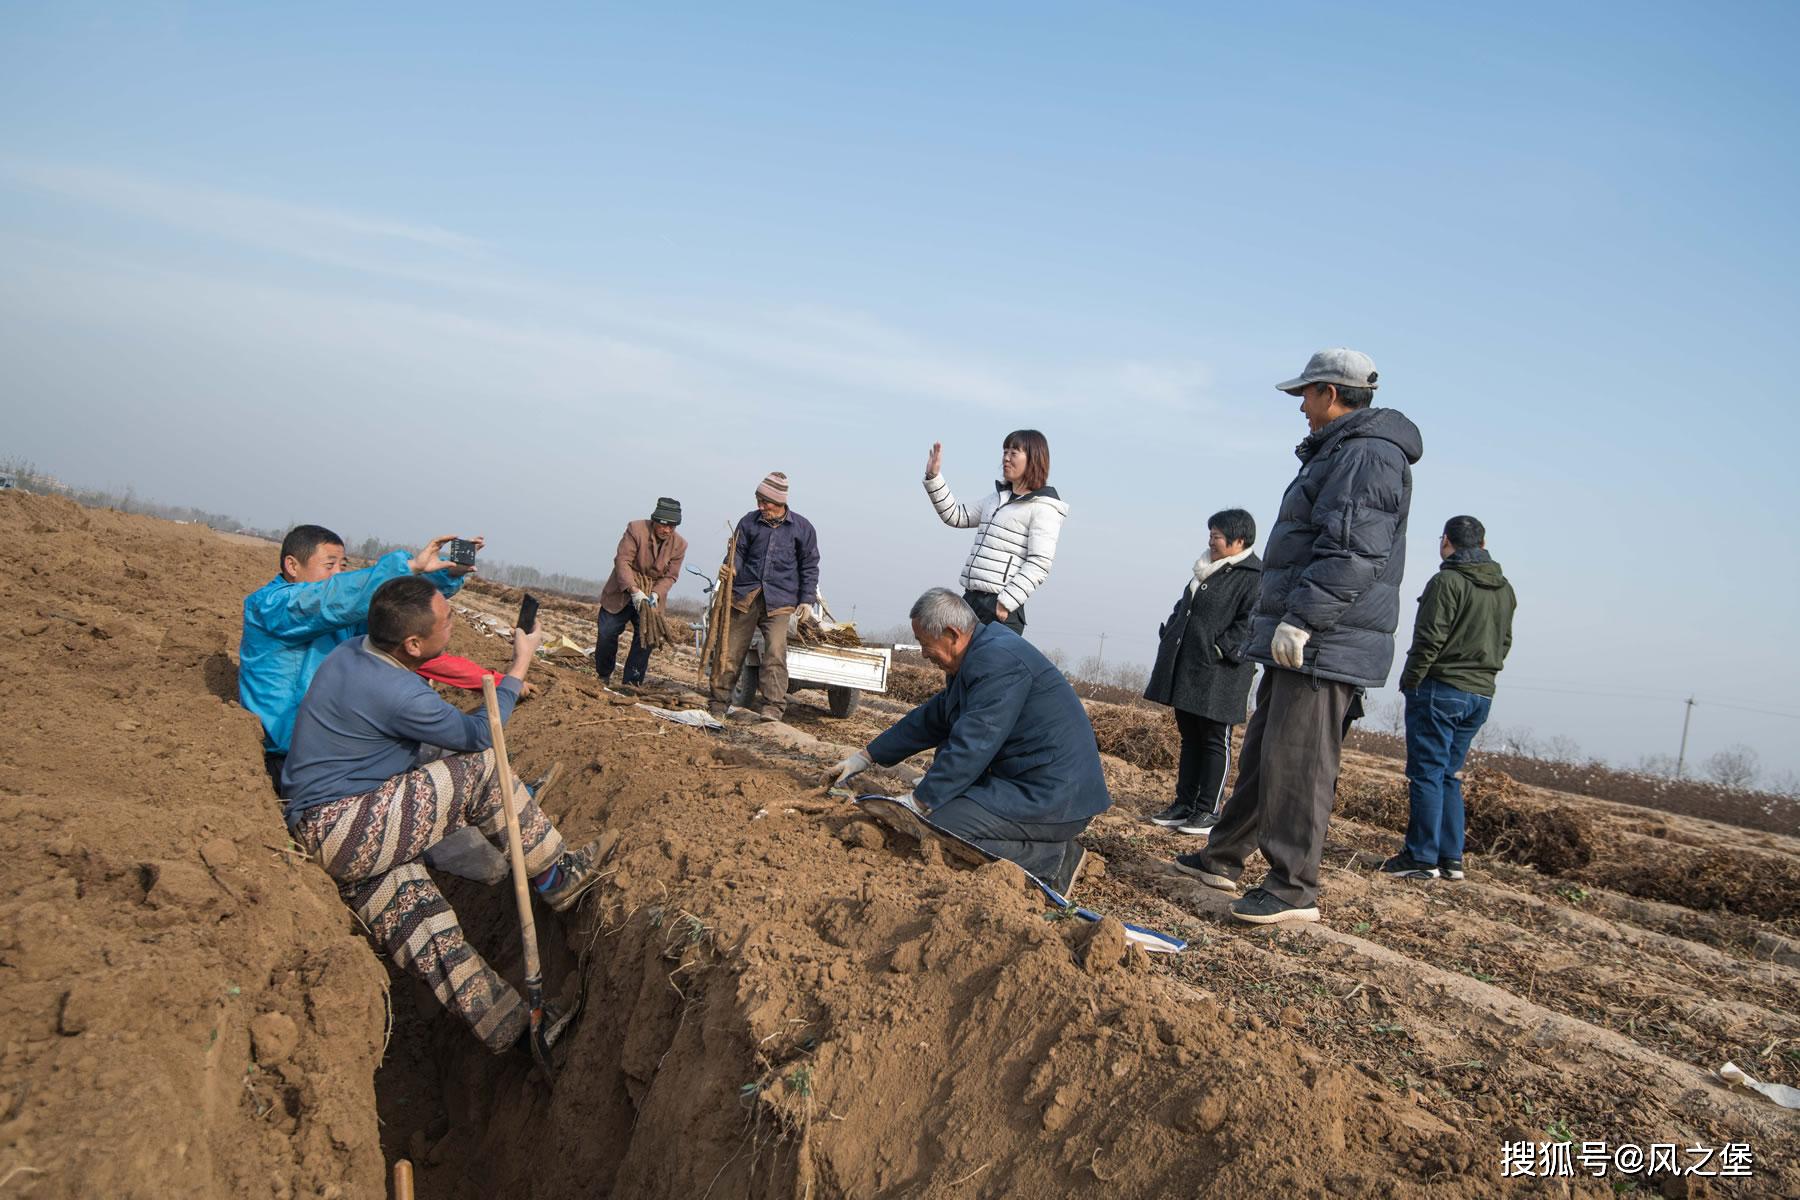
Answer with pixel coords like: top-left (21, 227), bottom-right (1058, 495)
top-left (595, 498), bottom-right (688, 689)
top-left (1174, 348), bottom-right (1422, 925)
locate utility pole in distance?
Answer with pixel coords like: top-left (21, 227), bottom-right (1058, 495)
top-left (1675, 697), bottom-right (1696, 778)
top-left (1097, 632), bottom-right (1107, 669)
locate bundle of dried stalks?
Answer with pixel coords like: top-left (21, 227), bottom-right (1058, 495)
top-left (792, 610), bottom-right (863, 648)
top-left (1084, 703), bottom-right (1180, 772)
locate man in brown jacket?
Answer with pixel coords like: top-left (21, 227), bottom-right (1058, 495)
top-left (594, 497), bottom-right (688, 688)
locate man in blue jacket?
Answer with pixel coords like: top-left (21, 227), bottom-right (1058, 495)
top-left (827, 588), bottom-right (1111, 893)
top-left (1175, 348), bottom-right (1422, 925)
top-left (239, 524), bottom-right (475, 783)
top-left (709, 471), bottom-right (821, 722)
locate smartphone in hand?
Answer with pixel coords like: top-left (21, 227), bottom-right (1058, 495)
top-left (447, 538), bottom-right (480, 566)
top-left (516, 593), bottom-right (540, 635)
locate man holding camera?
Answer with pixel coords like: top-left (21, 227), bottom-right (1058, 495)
top-left (280, 576), bottom-right (603, 1053)
top-left (594, 497), bottom-right (688, 689)
top-left (240, 526), bottom-right (483, 785)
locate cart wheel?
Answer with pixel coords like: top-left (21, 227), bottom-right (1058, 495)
top-left (731, 666), bottom-right (761, 709)
top-left (827, 686), bottom-right (860, 719)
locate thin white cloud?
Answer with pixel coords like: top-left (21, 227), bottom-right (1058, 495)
top-left (0, 160), bottom-right (489, 276)
top-left (0, 161), bottom-right (1224, 421)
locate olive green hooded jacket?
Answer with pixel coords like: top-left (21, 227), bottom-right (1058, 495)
top-left (1399, 550), bottom-right (1516, 696)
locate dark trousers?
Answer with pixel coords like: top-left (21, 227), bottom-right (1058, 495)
top-left (593, 604), bottom-right (649, 685)
top-left (1200, 667), bottom-right (1356, 908)
top-left (264, 752), bottom-right (286, 794)
top-left (927, 796), bottom-right (1089, 884)
top-left (963, 589), bottom-right (1026, 633)
top-left (1172, 710), bottom-right (1233, 817)
top-left (1402, 677), bottom-right (1492, 865)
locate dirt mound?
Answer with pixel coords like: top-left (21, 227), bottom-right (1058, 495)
top-left (409, 714), bottom-right (1486, 1198)
top-left (0, 492), bottom-right (390, 1197)
top-left (1084, 702), bottom-right (1179, 772)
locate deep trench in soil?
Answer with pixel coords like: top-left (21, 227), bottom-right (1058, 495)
top-left (370, 876), bottom-right (599, 1200)
top-left (366, 870), bottom-right (804, 1200)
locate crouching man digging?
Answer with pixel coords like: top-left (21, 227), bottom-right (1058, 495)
top-left (826, 588), bottom-right (1111, 895)
top-left (280, 576), bottom-right (604, 1053)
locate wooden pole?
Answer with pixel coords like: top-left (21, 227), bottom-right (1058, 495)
top-left (481, 676), bottom-right (552, 1084)
top-left (393, 1159), bottom-right (415, 1200)
top-left (699, 528), bottom-right (738, 691)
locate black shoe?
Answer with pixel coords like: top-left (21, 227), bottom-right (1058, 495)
top-left (1439, 858), bottom-right (1466, 881)
top-left (1230, 886), bottom-right (1320, 925)
top-left (1379, 854), bottom-right (1440, 880)
top-left (515, 984), bottom-right (584, 1059)
top-left (1173, 851), bottom-right (1237, 892)
top-left (1149, 803), bottom-right (1193, 828)
top-left (1051, 843), bottom-right (1087, 897)
top-left (538, 841), bottom-right (605, 913)
top-left (1177, 811), bottom-right (1220, 836)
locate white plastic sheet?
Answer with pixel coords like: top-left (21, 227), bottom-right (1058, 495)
top-left (1719, 1061), bottom-right (1800, 1109)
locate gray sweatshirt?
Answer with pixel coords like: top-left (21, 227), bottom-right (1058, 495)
top-left (280, 636), bottom-right (520, 825)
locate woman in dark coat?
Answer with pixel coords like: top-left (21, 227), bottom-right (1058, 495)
top-left (1143, 508), bottom-right (1262, 834)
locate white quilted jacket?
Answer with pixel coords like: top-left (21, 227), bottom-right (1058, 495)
top-left (924, 473), bottom-right (1069, 612)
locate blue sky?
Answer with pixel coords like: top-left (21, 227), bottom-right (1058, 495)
top-left (3, 2), bottom-right (1798, 779)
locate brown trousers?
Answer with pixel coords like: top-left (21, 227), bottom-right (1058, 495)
top-left (1198, 667), bottom-right (1356, 908)
top-left (710, 592), bottom-right (791, 716)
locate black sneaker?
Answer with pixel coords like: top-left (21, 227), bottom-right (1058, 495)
top-left (1379, 854), bottom-right (1440, 880)
top-left (539, 841), bottom-right (605, 913)
top-left (1173, 851), bottom-right (1237, 892)
top-left (1177, 811), bottom-right (1220, 836)
top-left (1052, 843), bottom-right (1087, 897)
top-left (538, 996), bottom-right (579, 1052)
top-left (1149, 803), bottom-right (1193, 828)
top-left (1439, 858), bottom-right (1466, 881)
top-left (1230, 886), bottom-right (1320, 925)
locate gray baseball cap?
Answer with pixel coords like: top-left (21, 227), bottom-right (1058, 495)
top-left (1275, 347), bottom-right (1380, 395)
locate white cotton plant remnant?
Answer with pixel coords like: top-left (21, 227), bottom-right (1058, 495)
top-left (1719, 1062), bottom-right (1800, 1109)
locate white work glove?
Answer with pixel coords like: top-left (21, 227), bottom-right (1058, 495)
top-left (631, 589), bottom-right (649, 605)
top-left (646, 593), bottom-right (658, 607)
top-left (824, 750), bottom-right (873, 789)
top-left (1270, 621), bottom-right (1311, 669)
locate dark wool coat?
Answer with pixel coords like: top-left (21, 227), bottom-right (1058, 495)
top-left (1143, 553), bottom-right (1262, 723)
top-left (868, 622), bottom-right (1111, 824)
top-left (1246, 406), bottom-right (1424, 688)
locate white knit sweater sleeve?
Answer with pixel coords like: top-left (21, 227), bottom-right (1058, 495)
top-left (923, 473), bottom-right (979, 529)
top-left (998, 499), bottom-right (1066, 611)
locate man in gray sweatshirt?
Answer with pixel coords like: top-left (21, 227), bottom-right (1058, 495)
top-left (282, 576), bottom-right (603, 1053)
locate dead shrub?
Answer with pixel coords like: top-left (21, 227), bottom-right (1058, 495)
top-left (1582, 847), bottom-right (1800, 924)
top-left (1085, 702), bottom-right (1180, 772)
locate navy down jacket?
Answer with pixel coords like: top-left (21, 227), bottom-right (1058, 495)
top-left (1244, 406), bottom-right (1424, 688)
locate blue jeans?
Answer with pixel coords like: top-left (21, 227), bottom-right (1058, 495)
top-left (1402, 677), bottom-right (1492, 865)
top-left (593, 605), bottom-right (649, 685)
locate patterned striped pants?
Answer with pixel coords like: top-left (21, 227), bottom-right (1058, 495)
top-left (292, 749), bottom-right (565, 1052)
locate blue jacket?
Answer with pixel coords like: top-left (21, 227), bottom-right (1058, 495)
top-left (280, 637), bottom-right (521, 826)
top-left (239, 552), bottom-right (466, 753)
top-left (730, 510), bottom-right (820, 612)
top-left (1245, 406), bottom-right (1423, 688)
top-left (868, 623), bottom-right (1111, 824)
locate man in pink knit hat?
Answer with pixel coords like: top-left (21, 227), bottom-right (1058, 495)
top-left (709, 471), bottom-right (821, 721)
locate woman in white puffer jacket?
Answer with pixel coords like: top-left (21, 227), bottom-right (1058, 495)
top-left (923, 429), bottom-right (1068, 634)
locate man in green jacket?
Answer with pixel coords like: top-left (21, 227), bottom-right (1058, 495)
top-left (1381, 515), bottom-right (1517, 881)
